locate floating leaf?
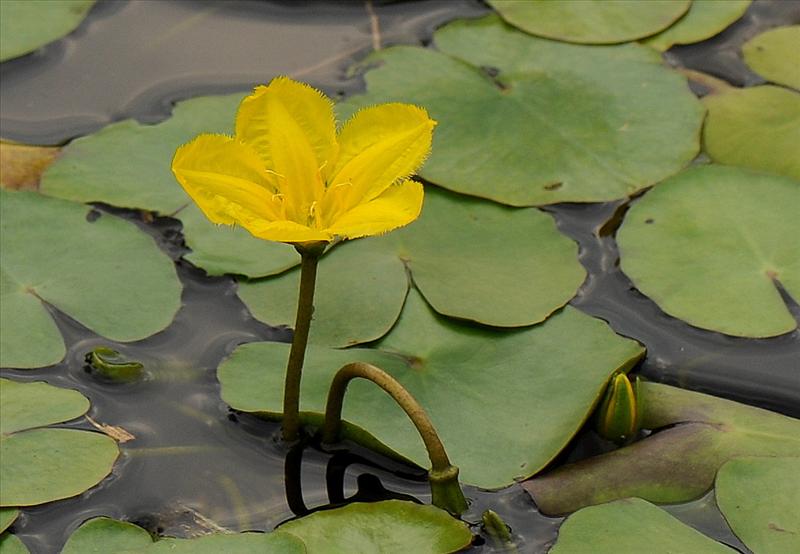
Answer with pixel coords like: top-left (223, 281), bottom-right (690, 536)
top-left (0, 509), bottom-right (18, 534)
top-left (0, 379), bottom-right (119, 507)
top-left (549, 498), bottom-right (735, 553)
top-left (240, 235), bottom-right (407, 348)
top-left (0, 0), bottom-right (95, 62)
top-left (0, 533), bottom-right (28, 554)
top-left (239, 187), bottom-right (583, 346)
top-left (523, 382), bottom-right (800, 515)
top-left (742, 25), bottom-right (800, 90)
top-left (643, 0), bottom-right (751, 51)
top-left (179, 204), bottom-right (298, 277)
top-left (703, 86), bottom-right (800, 180)
top-left (341, 15), bottom-right (703, 206)
top-left (38, 93), bottom-right (298, 278)
top-left (716, 457), bottom-right (800, 554)
top-left (279, 500), bottom-right (472, 554)
top-left (62, 518), bottom-right (153, 554)
top-left (486, 0), bottom-right (690, 45)
top-left (0, 142), bottom-right (60, 191)
top-left (0, 190), bottom-right (182, 368)
top-left (0, 378), bottom-right (88, 434)
top-left (617, 165), bottom-right (800, 338)
top-left (219, 290), bottom-right (644, 489)
top-left (62, 516), bottom-right (305, 554)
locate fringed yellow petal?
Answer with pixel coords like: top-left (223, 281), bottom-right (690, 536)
top-left (172, 134), bottom-right (282, 223)
top-left (243, 219), bottom-right (332, 244)
top-left (326, 104), bottom-right (435, 218)
top-left (235, 77), bottom-right (338, 182)
top-left (326, 179), bottom-right (424, 239)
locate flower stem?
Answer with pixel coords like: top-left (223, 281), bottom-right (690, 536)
top-left (322, 362), bottom-right (468, 515)
top-left (282, 242), bottom-right (325, 443)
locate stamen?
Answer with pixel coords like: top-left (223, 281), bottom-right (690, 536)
top-left (307, 201), bottom-right (318, 227)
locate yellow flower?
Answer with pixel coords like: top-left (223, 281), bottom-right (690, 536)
top-left (172, 77), bottom-right (435, 244)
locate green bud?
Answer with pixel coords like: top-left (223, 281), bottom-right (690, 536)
top-left (595, 373), bottom-right (641, 444)
top-left (482, 509), bottom-right (513, 543)
top-left (85, 346), bottom-right (144, 383)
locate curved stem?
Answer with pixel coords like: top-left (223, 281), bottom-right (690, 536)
top-left (281, 242), bottom-right (325, 443)
top-left (322, 362), bottom-right (468, 514)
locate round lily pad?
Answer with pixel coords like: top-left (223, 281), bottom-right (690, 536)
top-left (0, 379), bottom-right (118, 508)
top-left (0, 0), bottom-right (95, 62)
top-left (62, 516), bottom-right (306, 554)
top-left (550, 498), bottom-right (735, 553)
top-left (341, 15), bottom-right (703, 206)
top-left (716, 457), bottom-right (800, 554)
top-left (0, 378), bottom-right (88, 435)
top-left (239, 187), bottom-right (584, 346)
top-left (742, 26), bottom-right (800, 90)
top-left (703, 86), bottom-right (800, 180)
top-left (41, 94), bottom-right (239, 214)
top-left (178, 203), bottom-right (298, 278)
top-left (219, 289), bottom-right (644, 489)
top-left (38, 93), bottom-right (298, 278)
top-left (0, 190), bottom-right (182, 368)
top-left (617, 165), bottom-right (800, 338)
top-left (487, 0), bottom-right (690, 45)
top-left (240, 235), bottom-right (407, 348)
top-left (0, 509), bottom-right (18, 534)
top-left (643, 0), bottom-right (751, 51)
top-left (279, 500), bottom-right (472, 554)
top-left (62, 518), bottom-right (153, 554)
top-left (0, 533), bottom-right (28, 554)
top-left (62, 517), bottom-right (306, 553)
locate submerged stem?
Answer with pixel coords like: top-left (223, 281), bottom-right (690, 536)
top-left (281, 242), bottom-right (325, 443)
top-left (322, 362), bottom-right (468, 515)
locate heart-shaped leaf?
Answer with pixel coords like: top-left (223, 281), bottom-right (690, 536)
top-left (0, 0), bottom-right (96, 62)
top-left (279, 500), bottom-right (472, 554)
top-left (549, 498), bottom-right (735, 553)
top-left (703, 86), bottom-right (800, 180)
top-left (0, 379), bottom-right (119, 507)
top-left (340, 15), bottom-right (703, 206)
top-left (238, 187), bottom-right (584, 346)
top-left (219, 290), bottom-right (644, 489)
top-left (716, 456), bottom-right (800, 554)
top-left (487, 0), bottom-right (690, 45)
top-left (0, 190), bottom-right (182, 368)
top-left (742, 25), bottom-right (800, 90)
top-left (643, 0), bottom-right (751, 51)
top-left (523, 382), bottom-right (800, 515)
top-left (617, 165), bottom-right (800, 338)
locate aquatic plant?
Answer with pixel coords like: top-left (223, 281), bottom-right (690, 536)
top-left (172, 77), bottom-right (466, 513)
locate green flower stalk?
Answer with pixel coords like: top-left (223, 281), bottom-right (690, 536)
top-left (322, 362), bottom-right (469, 515)
top-left (281, 241), bottom-right (325, 442)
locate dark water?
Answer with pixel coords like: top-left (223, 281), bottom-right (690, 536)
top-left (1, 1), bottom-right (798, 553)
